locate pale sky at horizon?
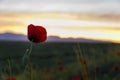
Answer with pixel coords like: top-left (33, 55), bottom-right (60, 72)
top-left (0, 0), bottom-right (120, 43)
top-left (0, 0), bottom-right (120, 14)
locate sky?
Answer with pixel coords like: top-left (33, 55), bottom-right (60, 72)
top-left (0, 0), bottom-right (120, 43)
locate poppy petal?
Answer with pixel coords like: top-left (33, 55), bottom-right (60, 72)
top-left (27, 24), bottom-right (47, 43)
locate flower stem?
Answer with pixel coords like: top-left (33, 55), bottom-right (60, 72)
top-left (23, 42), bottom-right (33, 80)
top-left (7, 57), bottom-right (12, 78)
top-left (28, 42), bottom-right (33, 57)
top-left (28, 42), bottom-right (33, 80)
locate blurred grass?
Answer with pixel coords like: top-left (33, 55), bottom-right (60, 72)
top-left (1, 41), bottom-right (120, 80)
top-left (0, 41), bottom-right (119, 66)
top-left (0, 41), bottom-right (116, 57)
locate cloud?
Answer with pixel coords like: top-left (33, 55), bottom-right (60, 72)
top-left (0, 0), bottom-right (120, 14)
top-left (24, 19), bottom-right (120, 28)
top-left (0, 20), bottom-right (24, 27)
top-left (0, 20), bottom-right (26, 34)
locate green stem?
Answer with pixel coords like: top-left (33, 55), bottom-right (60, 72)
top-left (7, 57), bottom-right (12, 78)
top-left (28, 42), bottom-right (33, 80)
top-left (77, 43), bottom-right (89, 80)
top-left (24, 43), bottom-right (33, 70)
top-left (28, 42), bottom-right (33, 57)
top-left (23, 42), bottom-right (33, 80)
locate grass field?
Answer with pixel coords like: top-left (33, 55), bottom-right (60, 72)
top-left (0, 41), bottom-right (120, 80)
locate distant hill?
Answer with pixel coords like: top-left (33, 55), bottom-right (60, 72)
top-left (0, 32), bottom-right (111, 43)
top-left (0, 32), bottom-right (28, 41)
top-left (47, 36), bottom-right (111, 43)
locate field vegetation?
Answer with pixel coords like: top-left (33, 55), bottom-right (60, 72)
top-left (0, 41), bottom-right (120, 80)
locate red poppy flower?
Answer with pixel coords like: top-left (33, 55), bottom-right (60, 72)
top-left (58, 65), bottom-right (63, 71)
top-left (71, 76), bottom-right (81, 80)
top-left (113, 65), bottom-right (119, 71)
top-left (95, 66), bottom-right (100, 71)
top-left (6, 78), bottom-right (16, 80)
top-left (28, 24), bottom-right (47, 43)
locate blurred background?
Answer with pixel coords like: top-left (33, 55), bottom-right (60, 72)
top-left (0, 0), bottom-right (120, 43)
top-left (1, 1), bottom-right (120, 79)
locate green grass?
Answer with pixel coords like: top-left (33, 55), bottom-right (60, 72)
top-left (0, 41), bottom-right (120, 80)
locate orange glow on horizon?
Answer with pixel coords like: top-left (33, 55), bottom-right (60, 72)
top-left (0, 13), bottom-right (120, 43)
top-left (1, 25), bottom-right (120, 43)
top-left (0, 13), bottom-right (120, 22)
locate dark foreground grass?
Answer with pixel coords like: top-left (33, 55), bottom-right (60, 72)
top-left (0, 41), bottom-right (120, 80)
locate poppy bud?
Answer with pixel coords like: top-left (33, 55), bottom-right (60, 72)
top-left (95, 66), bottom-right (100, 71)
top-left (58, 65), bottom-right (63, 71)
top-left (71, 76), bottom-right (81, 80)
top-left (6, 78), bottom-right (16, 80)
top-left (113, 65), bottom-right (119, 71)
top-left (28, 24), bottom-right (47, 43)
